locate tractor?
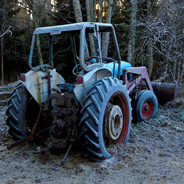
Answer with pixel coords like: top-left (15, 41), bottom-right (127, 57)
top-left (6, 22), bottom-right (176, 163)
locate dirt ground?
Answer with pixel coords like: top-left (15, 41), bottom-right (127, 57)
top-left (0, 103), bottom-right (184, 184)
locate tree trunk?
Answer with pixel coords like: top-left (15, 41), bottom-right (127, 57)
top-left (86, 0), bottom-right (95, 55)
top-left (72, 0), bottom-right (83, 23)
top-left (127, 0), bottom-right (137, 65)
top-left (89, 0), bottom-right (93, 22)
top-left (72, 0), bottom-right (89, 57)
top-left (32, 3), bottom-right (44, 65)
top-left (93, 0), bottom-right (96, 22)
top-left (86, 0), bottom-right (91, 21)
top-left (181, 59), bottom-right (184, 82)
top-left (101, 0), bottom-right (113, 57)
top-left (164, 58), bottom-right (168, 78)
top-left (98, 0), bottom-right (103, 23)
top-left (147, 0), bottom-right (154, 77)
top-left (1, 0), bottom-right (6, 86)
top-left (1, 37), bottom-right (4, 86)
top-left (177, 58), bottom-right (181, 83)
top-left (148, 39), bottom-right (154, 77)
top-left (35, 20), bottom-right (44, 65)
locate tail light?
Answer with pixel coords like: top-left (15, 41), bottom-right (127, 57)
top-left (77, 76), bottom-right (83, 84)
top-left (20, 74), bottom-right (26, 81)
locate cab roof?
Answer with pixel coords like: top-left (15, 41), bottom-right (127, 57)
top-left (33, 22), bottom-right (113, 35)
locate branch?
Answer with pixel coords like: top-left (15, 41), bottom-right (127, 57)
top-left (0, 26), bottom-right (12, 38)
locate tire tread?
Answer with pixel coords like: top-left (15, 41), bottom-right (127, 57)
top-left (6, 83), bottom-right (30, 139)
top-left (79, 77), bottom-right (131, 160)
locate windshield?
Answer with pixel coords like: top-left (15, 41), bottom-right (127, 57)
top-left (29, 23), bottom-right (121, 78)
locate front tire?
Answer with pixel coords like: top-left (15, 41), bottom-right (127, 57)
top-left (78, 77), bottom-right (132, 161)
top-left (134, 90), bottom-right (158, 123)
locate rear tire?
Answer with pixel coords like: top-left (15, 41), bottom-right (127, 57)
top-left (6, 83), bottom-right (40, 139)
top-left (134, 90), bottom-right (158, 123)
top-left (78, 77), bottom-right (132, 161)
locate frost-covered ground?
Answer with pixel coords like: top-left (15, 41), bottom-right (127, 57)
top-left (0, 104), bottom-right (184, 184)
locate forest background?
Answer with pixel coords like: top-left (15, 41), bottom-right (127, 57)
top-left (0, 0), bottom-right (183, 86)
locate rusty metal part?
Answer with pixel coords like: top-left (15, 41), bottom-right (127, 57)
top-left (40, 143), bottom-right (54, 155)
top-left (50, 93), bottom-right (76, 107)
top-left (61, 144), bottom-right (73, 166)
top-left (7, 135), bottom-right (33, 150)
top-left (48, 70), bottom-right (51, 97)
top-left (21, 69), bottom-right (65, 105)
top-left (51, 107), bottom-right (79, 118)
top-left (42, 70), bottom-right (52, 96)
top-left (52, 119), bottom-right (65, 136)
top-left (142, 99), bottom-right (154, 119)
top-left (55, 139), bottom-right (67, 148)
top-left (40, 138), bottom-right (67, 155)
top-left (30, 108), bottom-right (42, 136)
top-left (122, 67), bottom-right (179, 104)
top-left (137, 82), bottom-right (179, 104)
top-left (40, 95), bottom-right (54, 109)
top-left (7, 102), bottom-right (50, 150)
top-left (7, 126), bottom-right (51, 150)
top-left (42, 70), bottom-right (52, 107)
top-left (70, 129), bottom-right (75, 142)
top-left (151, 82), bottom-right (179, 104)
top-left (104, 105), bottom-right (123, 141)
top-left (123, 67), bottom-right (153, 92)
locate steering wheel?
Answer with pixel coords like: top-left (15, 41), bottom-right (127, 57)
top-left (102, 57), bottom-right (115, 63)
top-left (84, 57), bottom-right (115, 64)
top-left (85, 56), bottom-right (99, 63)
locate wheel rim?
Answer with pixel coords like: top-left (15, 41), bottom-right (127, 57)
top-left (103, 93), bottom-right (129, 150)
top-left (104, 105), bottom-right (123, 141)
top-left (141, 99), bottom-right (154, 119)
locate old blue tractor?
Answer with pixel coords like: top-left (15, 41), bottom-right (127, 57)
top-left (6, 23), bottom-right (176, 163)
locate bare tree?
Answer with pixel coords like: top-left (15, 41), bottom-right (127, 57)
top-left (98, 0), bottom-right (104, 23)
top-left (0, 26), bottom-right (12, 38)
top-left (135, 0), bottom-right (184, 82)
top-left (72, 0), bottom-right (83, 23)
top-left (18, 0), bottom-right (53, 65)
top-left (0, 0), bottom-right (15, 86)
top-left (127, 0), bottom-right (137, 65)
top-left (85, 0), bottom-right (96, 55)
top-left (146, 0), bottom-right (153, 77)
top-left (71, 0), bottom-right (117, 58)
top-left (72, 0), bottom-right (91, 57)
top-left (101, 0), bottom-right (113, 57)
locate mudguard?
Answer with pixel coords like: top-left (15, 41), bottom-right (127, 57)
top-left (74, 68), bottom-right (112, 106)
top-left (21, 69), bottom-right (65, 104)
top-left (74, 61), bottom-right (132, 106)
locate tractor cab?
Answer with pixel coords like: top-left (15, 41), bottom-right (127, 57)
top-left (27, 23), bottom-right (132, 105)
top-left (29, 22), bottom-right (131, 78)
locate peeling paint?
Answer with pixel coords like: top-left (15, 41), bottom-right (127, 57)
top-left (22, 69), bottom-right (65, 105)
